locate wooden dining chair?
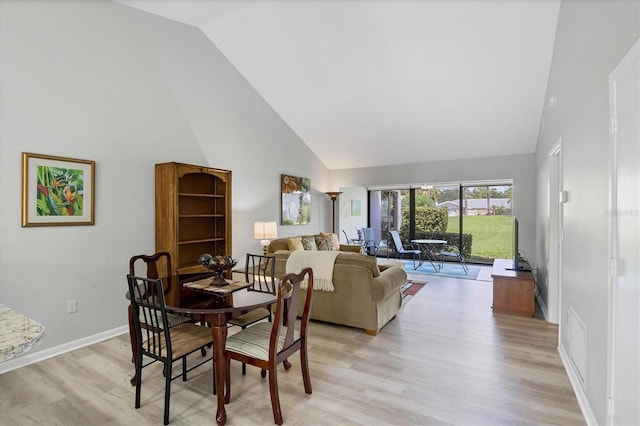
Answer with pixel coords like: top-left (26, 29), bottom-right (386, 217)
top-left (127, 274), bottom-right (214, 425)
top-left (128, 252), bottom-right (204, 386)
top-left (224, 267), bottom-right (314, 425)
top-left (227, 253), bottom-right (277, 374)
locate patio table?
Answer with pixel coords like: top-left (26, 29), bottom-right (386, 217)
top-left (410, 239), bottom-right (447, 272)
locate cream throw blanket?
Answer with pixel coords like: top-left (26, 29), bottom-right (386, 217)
top-left (285, 250), bottom-right (340, 292)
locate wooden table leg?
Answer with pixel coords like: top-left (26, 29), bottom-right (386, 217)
top-left (128, 306), bottom-right (139, 386)
top-left (210, 322), bottom-right (228, 425)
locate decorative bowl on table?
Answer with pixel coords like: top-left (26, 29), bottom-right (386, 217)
top-left (198, 254), bottom-right (238, 286)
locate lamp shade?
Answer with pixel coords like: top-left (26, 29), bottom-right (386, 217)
top-left (254, 221), bottom-right (278, 240)
top-left (324, 191), bottom-right (342, 200)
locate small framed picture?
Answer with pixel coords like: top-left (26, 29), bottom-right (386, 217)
top-left (351, 200), bottom-right (361, 216)
top-left (22, 152), bottom-right (95, 227)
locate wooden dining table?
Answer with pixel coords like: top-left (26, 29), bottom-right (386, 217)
top-left (143, 273), bottom-right (277, 426)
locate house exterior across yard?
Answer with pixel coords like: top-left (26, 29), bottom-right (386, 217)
top-left (436, 198), bottom-right (512, 216)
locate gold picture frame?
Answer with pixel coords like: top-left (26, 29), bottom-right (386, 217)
top-left (22, 152), bottom-right (95, 227)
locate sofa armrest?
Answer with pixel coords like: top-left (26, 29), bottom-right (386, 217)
top-left (369, 267), bottom-right (407, 302)
top-left (339, 244), bottom-right (364, 253)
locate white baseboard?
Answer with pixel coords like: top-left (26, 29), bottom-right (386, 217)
top-left (535, 287), bottom-right (550, 321)
top-left (0, 325), bottom-right (128, 375)
top-left (558, 344), bottom-right (597, 425)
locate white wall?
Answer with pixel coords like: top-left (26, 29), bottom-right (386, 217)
top-left (337, 186), bottom-right (368, 243)
top-left (0, 0), bottom-right (330, 353)
top-left (331, 153), bottom-right (537, 265)
top-left (534, 0), bottom-right (639, 423)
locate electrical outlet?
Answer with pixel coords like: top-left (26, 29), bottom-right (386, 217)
top-left (67, 299), bottom-right (77, 313)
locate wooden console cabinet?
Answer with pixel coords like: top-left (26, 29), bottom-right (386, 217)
top-left (491, 258), bottom-right (535, 317)
top-left (155, 162), bottom-right (232, 279)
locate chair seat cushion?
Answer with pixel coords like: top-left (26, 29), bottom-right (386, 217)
top-left (227, 308), bottom-right (270, 327)
top-left (141, 323), bottom-right (212, 360)
top-left (399, 249), bottom-right (420, 254)
top-left (440, 251), bottom-right (462, 258)
top-left (139, 308), bottom-right (189, 330)
top-left (226, 322), bottom-right (299, 361)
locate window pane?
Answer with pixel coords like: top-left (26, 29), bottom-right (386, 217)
top-left (412, 185), bottom-right (457, 237)
top-left (460, 185), bottom-right (513, 264)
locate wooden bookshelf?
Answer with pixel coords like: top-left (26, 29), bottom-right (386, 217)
top-left (155, 162), bottom-right (232, 279)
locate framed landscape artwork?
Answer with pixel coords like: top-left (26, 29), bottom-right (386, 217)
top-left (22, 152), bottom-right (95, 227)
top-left (281, 174), bottom-right (311, 225)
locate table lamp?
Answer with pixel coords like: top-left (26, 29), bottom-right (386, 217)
top-left (254, 221), bottom-right (278, 255)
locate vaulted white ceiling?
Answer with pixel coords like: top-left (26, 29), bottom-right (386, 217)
top-left (113, 0), bottom-right (560, 170)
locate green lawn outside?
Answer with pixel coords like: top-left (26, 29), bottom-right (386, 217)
top-left (446, 215), bottom-right (512, 261)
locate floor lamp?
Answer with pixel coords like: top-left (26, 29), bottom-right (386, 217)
top-left (324, 191), bottom-right (342, 234)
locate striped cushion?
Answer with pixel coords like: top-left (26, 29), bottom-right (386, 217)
top-left (142, 323), bottom-right (212, 360)
top-left (227, 308), bottom-right (270, 327)
top-left (226, 322), bottom-right (299, 361)
top-left (139, 308), bottom-right (188, 330)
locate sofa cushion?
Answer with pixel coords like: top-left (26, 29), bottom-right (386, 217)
top-left (320, 232), bottom-right (340, 249)
top-left (334, 252), bottom-right (381, 278)
top-left (302, 235), bottom-right (318, 250)
top-left (272, 250), bottom-right (381, 279)
top-left (269, 238), bottom-right (290, 253)
top-left (270, 235), bottom-right (359, 255)
top-left (377, 259), bottom-right (405, 271)
top-left (315, 233), bottom-right (338, 251)
top-left (287, 237), bottom-right (304, 251)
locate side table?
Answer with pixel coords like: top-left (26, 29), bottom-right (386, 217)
top-left (491, 259), bottom-right (536, 317)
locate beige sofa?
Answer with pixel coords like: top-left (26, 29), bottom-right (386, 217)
top-left (267, 234), bottom-right (407, 335)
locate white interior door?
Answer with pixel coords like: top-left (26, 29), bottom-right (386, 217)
top-left (607, 39), bottom-right (639, 426)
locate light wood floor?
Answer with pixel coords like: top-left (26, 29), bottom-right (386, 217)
top-left (0, 271), bottom-right (585, 425)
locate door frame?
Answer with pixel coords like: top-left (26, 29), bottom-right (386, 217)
top-left (547, 137), bottom-right (563, 326)
top-left (606, 38), bottom-right (640, 426)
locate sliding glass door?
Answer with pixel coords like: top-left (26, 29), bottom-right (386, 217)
top-left (369, 189), bottom-right (409, 257)
top-left (368, 181), bottom-right (512, 265)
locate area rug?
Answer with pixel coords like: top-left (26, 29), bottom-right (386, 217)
top-left (400, 259), bottom-right (481, 280)
top-left (401, 280), bottom-right (426, 299)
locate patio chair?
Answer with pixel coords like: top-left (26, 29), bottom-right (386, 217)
top-left (388, 230), bottom-right (420, 269)
top-left (361, 227), bottom-right (379, 256)
top-left (437, 245), bottom-right (468, 274)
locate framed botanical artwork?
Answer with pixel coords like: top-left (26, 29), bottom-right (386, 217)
top-left (22, 152), bottom-right (95, 227)
top-left (281, 174), bottom-right (311, 225)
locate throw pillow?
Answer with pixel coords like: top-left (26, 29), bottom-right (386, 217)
top-left (320, 232), bottom-right (340, 250)
top-left (316, 233), bottom-right (337, 251)
top-left (287, 237), bottom-right (304, 251)
top-left (301, 235), bottom-right (318, 251)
